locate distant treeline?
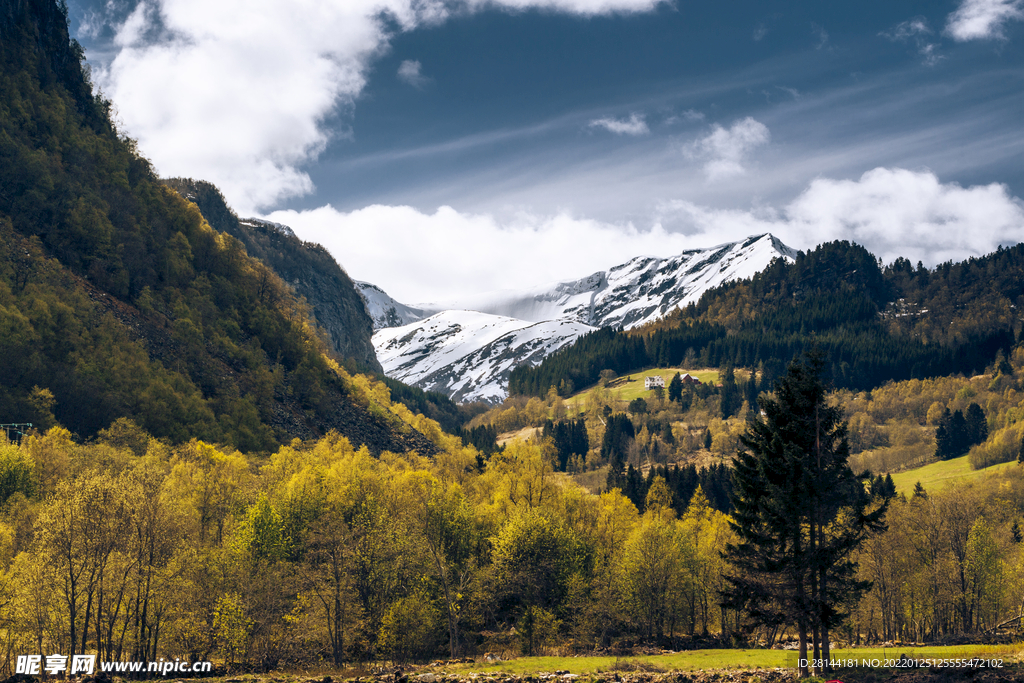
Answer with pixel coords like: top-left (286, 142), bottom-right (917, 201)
top-left (510, 241), bottom-right (1021, 396)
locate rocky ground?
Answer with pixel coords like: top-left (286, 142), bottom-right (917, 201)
top-left (6, 661), bottom-right (1022, 683)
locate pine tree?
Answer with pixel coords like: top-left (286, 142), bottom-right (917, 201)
top-left (935, 409), bottom-right (956, 460)
top-left (965, 403), bottom-right (988, 446)
top-left (668, 372), bottom-right (683, 403)
top-left (723, 350), bottom-right (886, 677)
top-left (720, 365), bottom-right (741, 418)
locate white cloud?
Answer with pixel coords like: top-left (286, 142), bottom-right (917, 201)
top-left (658, 168), bottom-right (1024, 267)
top-left (945, 0), bottom-right (1024, 41)
top-left (265, 204), bottom-right (692, 303)
top-left (588, 113), bottom-right (649, 135)
top-left (266, 169), bottom-right (1024, 303)
top-left (94, 0), bottom-right (666, 214)
top-left (687, 117), bottom-right (770, 181)
top-left (397, 59), bottom-right (430, 88)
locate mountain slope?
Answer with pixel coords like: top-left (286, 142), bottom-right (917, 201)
top-left (0, 0), bottom-right (433, 454)
top-left (368, 234), bottom-right (795, 403)
top-left (163, 178), bottom-right (382, 372)
top-left (356, 281), bottom-right (427, 329)
top-left (374, 310), bottom-right (595, 403)
top-left (511, 240), bottom-right (1021, 397)
top-left (429, 233), bottom-right (796, 330)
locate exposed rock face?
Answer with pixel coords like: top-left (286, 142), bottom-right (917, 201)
top-left (356, 281), bottom-right (427, 330)
top-left (165, 179), bottom-right (382, 373)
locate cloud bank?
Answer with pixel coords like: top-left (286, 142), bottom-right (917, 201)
top-left (265, 168), bottom-right (1024, 303)
top-left (588, 113), bottom-right (649, 136)
top-left (93, 0), bottom-right (665, 213)
top-left (687, 117), bottom-right (770, 180)
top-left (946, 0), bottom-right (1024, 41)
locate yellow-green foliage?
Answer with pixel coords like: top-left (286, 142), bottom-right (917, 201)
top-left (854, 474), bottom-right (1024, 640)
top-left (0, 417), bottom-right (745, 668)
top-left (5, 408), bottom-right (1024, 667)
top-left (844, 346), bottom-right (1024, 474)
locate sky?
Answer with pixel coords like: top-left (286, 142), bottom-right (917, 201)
top-left (67, 0), bottom-right (1024, 303)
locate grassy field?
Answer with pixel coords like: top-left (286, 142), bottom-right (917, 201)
top-left (461, 643), bottom-right (1024, 675)
top-left (889, 454), bottom-right (1018, 493)
top-left (566, 368), bottom-right (727, 408)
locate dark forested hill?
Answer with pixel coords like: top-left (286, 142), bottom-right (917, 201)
top-left (510, 241), bottom-right (1020, 396)
top-left (0, 0), bottom-right (435, 454)
top-left (163, 178), bottom-right (382, 373)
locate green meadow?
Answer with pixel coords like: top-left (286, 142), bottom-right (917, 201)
top-left (889, 454), bottom-right (1019, 494)
top-left (566, 368), bottom-right (725, 407)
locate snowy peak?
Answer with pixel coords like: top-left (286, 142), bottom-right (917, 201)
top-left (430, 232), bottom-right (796, 330)
top-left (367, 233), bottom-right (795, 403)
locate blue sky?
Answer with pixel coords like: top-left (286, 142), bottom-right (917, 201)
top-left (68, 0), bottom-right (1024, 302)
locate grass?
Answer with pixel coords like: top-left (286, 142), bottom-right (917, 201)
top-left (566, 368), bottom-right (727, 409)
top-left (889, 453), bottom-right (1018, 493)
top-left (452, 643), bottom-right (1024, 676)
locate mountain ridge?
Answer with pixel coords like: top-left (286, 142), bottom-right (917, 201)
top-left (365, 234), bottom-right (796, 403)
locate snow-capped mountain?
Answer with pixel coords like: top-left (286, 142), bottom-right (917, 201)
top-left (364, 234), bottom-right (796, 403)
top-left (428, 233), bottom-right (796, 330)
top-left (374, 311), bottom-right (596, 404)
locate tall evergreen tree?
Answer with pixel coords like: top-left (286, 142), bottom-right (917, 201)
top-left (601, 413), bottom-right (635, 473)
top-left (965, 403), bottom-right (988, 445)
top-left (668, 372), bottom-right (683, 403)
top-left (720, 365), bottom-right (741, 418)
top-left (723, 351), bottom-right (886, 677)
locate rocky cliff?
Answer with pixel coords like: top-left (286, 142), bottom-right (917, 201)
top-left (164, 179), bottom-right (382, 373)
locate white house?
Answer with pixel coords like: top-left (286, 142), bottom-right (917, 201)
top-left (644, 376), bottom-right (665, 389)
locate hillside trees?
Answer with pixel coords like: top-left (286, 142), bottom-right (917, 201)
top-left (935, 404), bottom-right (988, 460)
top-left (0, 0), bottom-right (443, 454)
top-left (541, 418), bottom-right (588, 472)
top-left (510, 241), bottom-right (1020, 401)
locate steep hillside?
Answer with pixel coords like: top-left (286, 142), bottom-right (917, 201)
top-left (163, 178), bottom-right (382, 372)
top-left (357, 280), bottom-right (427, 329)
top-left (0, 0), bottom-right (433, 454)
